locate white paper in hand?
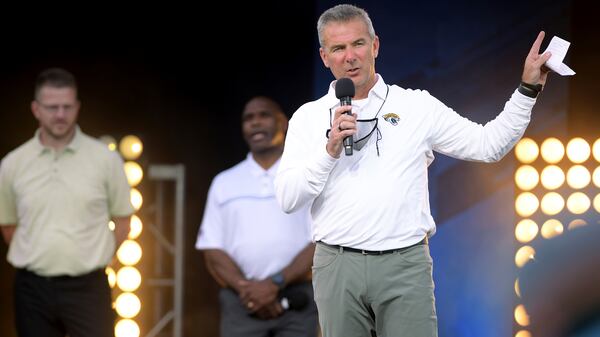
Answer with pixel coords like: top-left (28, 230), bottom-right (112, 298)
top-left (543, 36), bottom-right (575, 76)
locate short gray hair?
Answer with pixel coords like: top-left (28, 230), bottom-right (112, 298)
top-left (317, 4), bottom-right (376, 48)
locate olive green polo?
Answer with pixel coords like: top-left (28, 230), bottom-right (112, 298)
top-left (0, 127), bottom-right (134, 276)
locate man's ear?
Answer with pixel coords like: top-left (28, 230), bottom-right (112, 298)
top-left (31, 100), bottom-right (40, 120)
top-left (272, 112), bottom-right (288, 147)
top-left (320, 47), bottom-right (330, 68)
top-left (278, 112), bottom-right (289, 134)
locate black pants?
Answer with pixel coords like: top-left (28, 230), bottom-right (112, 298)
top-left (14, 268), bottom-right (114, 337)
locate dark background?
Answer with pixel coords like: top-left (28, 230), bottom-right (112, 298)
top-left (1, 1), bottom-right (598, 336)
top-left (0, 3), bottom-right (317, 336)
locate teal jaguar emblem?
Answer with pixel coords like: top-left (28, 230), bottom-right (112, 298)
top-left (383, 113), bottom-right (400, 126)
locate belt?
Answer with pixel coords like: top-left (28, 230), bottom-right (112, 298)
top-left (17, 268), bottom-right (104, 281)
top-left (318, 237), bottom-right (428, 255)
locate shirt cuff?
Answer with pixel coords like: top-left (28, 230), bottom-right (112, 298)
top-left (512, 88), bottom-right (537, 109)
top-left (315, 144), bottom-right (338, 172)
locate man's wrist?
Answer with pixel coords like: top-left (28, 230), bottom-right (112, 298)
top-left (270, 272), bottom-right (285, 290)
top-left (325, 143), bottom-right (341, 159)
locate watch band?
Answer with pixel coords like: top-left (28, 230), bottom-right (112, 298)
top-left (270, 272), bottom-right (285, 290)
top-left (518, 81), bottom-right (543, 98)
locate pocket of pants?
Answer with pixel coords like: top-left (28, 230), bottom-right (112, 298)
top-left (312, 244), bottom-right (339, 271)
top-left (396, 244), bottom-right (433, 265)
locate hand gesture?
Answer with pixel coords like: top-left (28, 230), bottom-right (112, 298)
top-left (238, 279), bottom-right (279, 313)
top-left (522, 31), bottom-right (552, 86)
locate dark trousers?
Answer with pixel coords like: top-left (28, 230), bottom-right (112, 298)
top-left (14, 268), bottom-right (114, 337)
top-left (219, 282), bottom-right (319, 337)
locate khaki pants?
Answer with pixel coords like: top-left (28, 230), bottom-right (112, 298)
top-left (312, 242), bottom-right (437, 337)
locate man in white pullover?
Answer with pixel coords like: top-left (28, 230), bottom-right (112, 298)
top-left (274, 4), bottom-right (552, 337)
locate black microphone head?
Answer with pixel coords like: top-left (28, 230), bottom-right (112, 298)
top-left (281, 289), bottom-right (309, 310)
top-left (335, 77), bottom-right (355, 99)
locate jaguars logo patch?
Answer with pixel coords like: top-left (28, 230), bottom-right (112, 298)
top-left (383, 113), bottom-right (400, 126)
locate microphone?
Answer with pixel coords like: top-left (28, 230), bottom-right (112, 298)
top-left (279, 288), bottom-right (309, 311)
top-left (335, 77), bottom-right (355, 156)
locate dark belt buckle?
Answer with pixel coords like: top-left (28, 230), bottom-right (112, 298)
top-left (361, 249), bottom-right (384, 255)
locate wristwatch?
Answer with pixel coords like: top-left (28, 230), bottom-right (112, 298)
top-left (518, 81), bottom-right (543, 98)
top-left (270, 272), bottom-right (285, 290)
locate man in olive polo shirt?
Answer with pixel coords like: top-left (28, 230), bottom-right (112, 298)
top-left (0, 68), bottom-right (134, 337)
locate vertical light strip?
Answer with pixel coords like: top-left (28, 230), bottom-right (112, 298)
top-left (116, 135), bottom-right (145, 337)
